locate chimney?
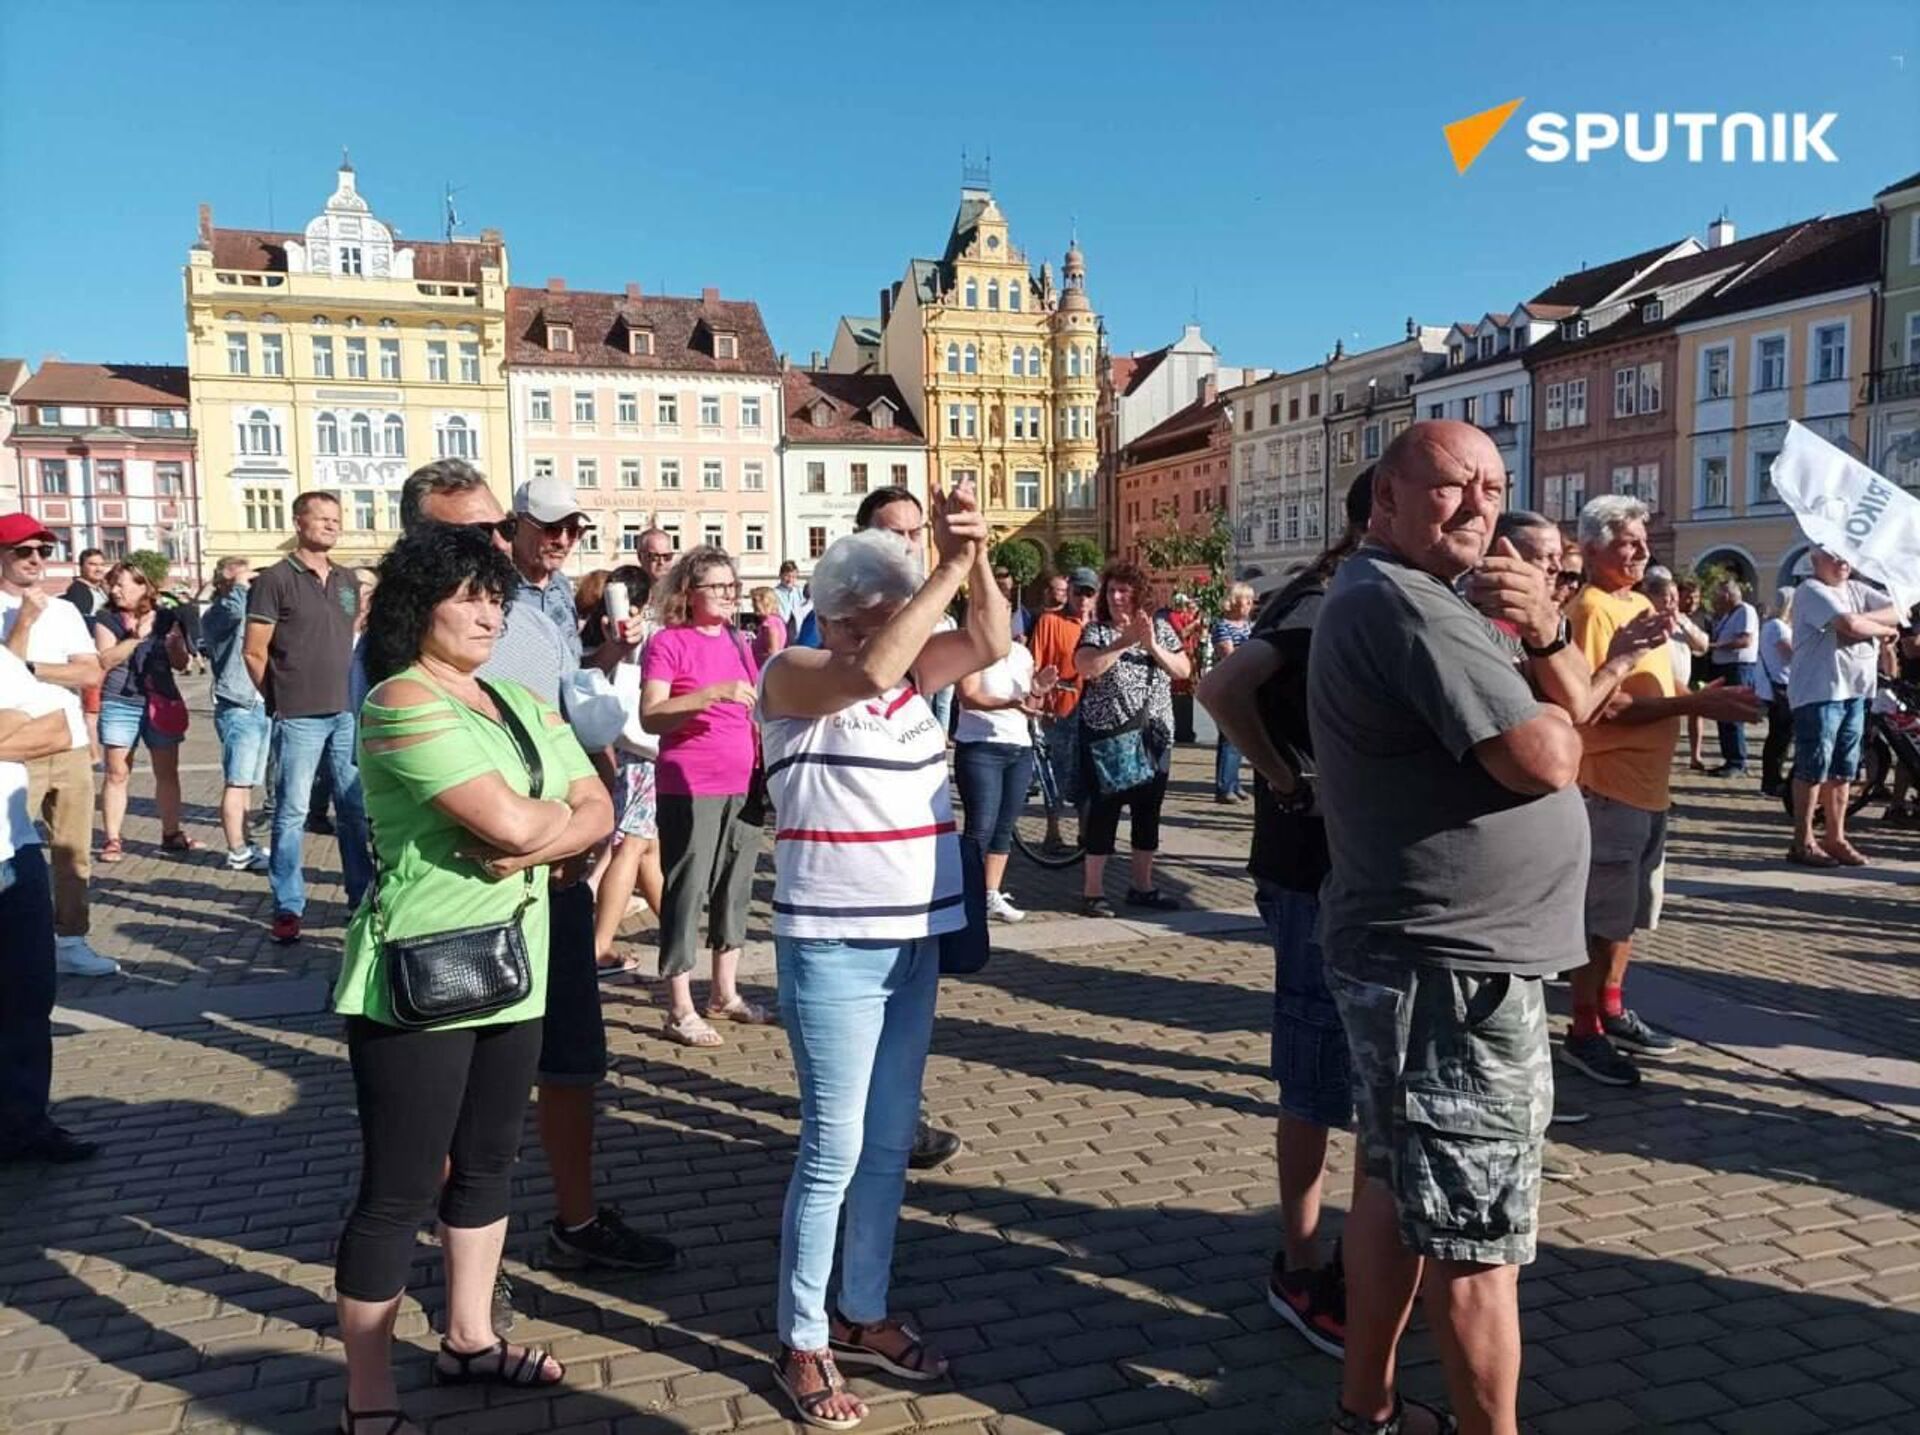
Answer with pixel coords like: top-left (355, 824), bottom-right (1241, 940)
top-left (197, 203), bottom-right (213, 245)
top-left (625, 282), bottom-right (642, 301)
top-left (1406, 316), bottom-right (1418, 339)
top-left (1707, 215), bottom-right (1735, 249)
top-left (480, 227), bottom-right (503, 245)
top-left (879, 286), bottom-right (891, 325)
top-left (1199, 374), bottom-right (1217, 405)
top-left (810, 350), bottom-right (823, 371)
top-left (545, 277), bottom-right (566, 293)
top-left (702, 286), bottom-right (720, 305)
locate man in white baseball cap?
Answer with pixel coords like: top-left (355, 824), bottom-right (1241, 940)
top-left (510, 476), bottom-right (596, 665)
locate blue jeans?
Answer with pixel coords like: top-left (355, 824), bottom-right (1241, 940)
top-left (1255, 877), bottom-right (1352, 1128)
top-left (1215, 737), bottom-right (1245, 797)
top-left (0, 847), bottom-right (57, 1145)
top-left (1714, 661), bottom-right (1756, 769)
top-left (269, 712), bottom-right (370, 917)
top-left (953, 741), bottom-right (1035, 857)
top-left (776, 933), bottom-right (939, 1349)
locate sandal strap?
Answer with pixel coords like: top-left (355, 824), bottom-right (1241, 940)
top-left (782, 1346), bottom-right (847, 1405)
top-left (835, 1315), bottom-right (930, 1372)
top-left (341, 1407), bottom-right (409, 1435)
top-left (438, 1336), bottom-right (504, 1374)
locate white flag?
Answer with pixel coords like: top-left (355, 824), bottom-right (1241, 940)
top-left (1769, 421), bottom-right (1920, 610)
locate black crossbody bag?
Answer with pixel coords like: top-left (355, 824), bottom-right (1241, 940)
top-left (381, 681), bottom-right (543, 1028)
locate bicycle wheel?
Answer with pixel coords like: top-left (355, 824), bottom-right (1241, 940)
top-left (1011, 765), bottom-right (1083, 869)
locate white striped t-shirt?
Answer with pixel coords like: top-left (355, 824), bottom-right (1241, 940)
top-left (758, 656), bottom-right (964, 941)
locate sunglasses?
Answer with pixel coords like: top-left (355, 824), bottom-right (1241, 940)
top-left (8, 544), bottom-right (56, 559)
top-left (642, 549), bottom-right (674, 562)
top-left (1554, 572), bottom-right (1583, 588)
top-left (461, 519), bottom-right (517, 542)
top-left (523, 515), bottom-right (587, 538)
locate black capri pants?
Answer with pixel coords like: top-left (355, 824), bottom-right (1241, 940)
top-left (334, 1015), bottom-right (542, 1302)
top-left (1081, 769), bottom-right (1171, 857)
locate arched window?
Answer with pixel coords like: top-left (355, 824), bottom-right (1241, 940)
top-left (247, 409), bottom-right (277, 455)
top-left (963, 344), bottom-right (977, 375)
top-left (383, 414), bottom-right (405, 455)
top-left (1029, 345), bottom-right (1042, 374)
top-left (946, 343), bottom-right (960, 374)
top-left (310, 315), bottom-right (329, 328)
top-left (964, 278), bottom-right (978, 308)
top-left (439, 416), bottom-right (472, 459)
top-left (1012, 348), bottom-right (1026, 377)
top-left (1008, 285), bottom-right (1022, 313)
top-left (316, 413), bottom-right (338, 455)
top-left (259, 312), bottom-right (280, 326)
top-left (344, 315), bottom-right (363, 329)
top-left (377, 318), bottom-right (397, 330)
top-left (1068, 347), bottom-right (1081, 378)
top-left (349, 413), bottom-right (372, 455)
top-left (987, 280), bottom-right (1000, 311)
top-left (224, 311), bottom-right (244, 323)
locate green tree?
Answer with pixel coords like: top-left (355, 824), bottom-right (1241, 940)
top-left (989, 537), bottom-right (1044, 587)
top-left (1138, 508), bottom-right (1235, 619)
top-left (125, 550), bottom-right (171, 589)
top-left (1052, 536), bottom-right (1104, 577)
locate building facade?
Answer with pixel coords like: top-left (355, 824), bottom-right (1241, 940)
top-left (1324, 326), bottom-right (1448, 521)
top-left (184, 159), bottom-right (511, 568)
top-left (5, 364), bottom-right (201, 587)
top-left (504, 280), bottom-right (782, 581)
top-left (865, 181), bottom-right (1101, 565)
top-left (1230, 364), bottom-right (1328, 587)
top-left (778, 370), bottom-right (926, 573)
top-left (0, 359), bottom-right (27, 515)
top-left (1673, 212), bottom-right (1879, 590)
top-left (1113, 381), bottom-right (1230, 592)
top-left (1868, 170), bottom-right (1920, 491)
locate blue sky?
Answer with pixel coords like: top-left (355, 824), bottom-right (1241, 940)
top-left (2, 0), bottom-right (1916, 375)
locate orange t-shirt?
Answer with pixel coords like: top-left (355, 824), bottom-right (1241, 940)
top-left (1028, 611), bottom-right (1085, 717)
top-left (1568, 585), bottom-right (1677, 813)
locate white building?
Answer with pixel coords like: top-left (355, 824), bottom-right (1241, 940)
top-left (1112, 324), bottom-right (1268, 449)
top-left (778, 369), bottom-right (926, 572)
top-left (0, 359), bottom-right (26, 514)
top-left (1229, 363), bottom-right (1328, 587)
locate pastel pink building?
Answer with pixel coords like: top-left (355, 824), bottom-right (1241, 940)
top-left (506, 281), bottom-right (783, 582)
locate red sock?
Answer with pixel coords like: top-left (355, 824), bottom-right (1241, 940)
top-left (1602, 985), bottom-right (1625, 1018)
top-left (1572, 1002), bottom-right (1603, 1038)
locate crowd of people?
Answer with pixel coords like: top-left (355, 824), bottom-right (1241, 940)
top-left (2, 420), bottom-right (1916, 1433)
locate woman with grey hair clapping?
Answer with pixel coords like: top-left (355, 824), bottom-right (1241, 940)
top-left (758, 483), bottom-right (1007, 1430)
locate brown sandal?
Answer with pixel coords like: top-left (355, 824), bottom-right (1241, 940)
top-left (1786, 842), bottom-right (1838, 868)
top-left (829, 1314), bottom-right (948, 1382)
top-left (98, 837), bottom-right (125, 863)
top-left (775, 1346), bottom-right (866, 1430)
top-left (161, 831), bottom-right (201, 853)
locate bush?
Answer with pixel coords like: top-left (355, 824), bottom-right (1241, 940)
top-left (989, 537), bottom-right (1044, 587)
top-left (1052, 537), bottom-right (1104, 577)
top-left (125, 550), bottom-right (171, 588)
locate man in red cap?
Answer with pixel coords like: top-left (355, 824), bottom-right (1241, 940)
top-left (0, 515), bottom-right (113, 975)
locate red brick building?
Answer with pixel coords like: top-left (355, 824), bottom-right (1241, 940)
top-left (1112, 378), bottom-right (1230, 593)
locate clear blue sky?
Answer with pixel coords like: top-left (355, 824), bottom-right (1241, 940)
top-left (2, 0), bottom-right (1915, 375)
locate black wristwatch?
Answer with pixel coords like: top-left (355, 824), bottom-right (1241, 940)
top-left (23, 661), bottom-right (35, 677)
top-left (1523, 618), bottom-right (1571, 659)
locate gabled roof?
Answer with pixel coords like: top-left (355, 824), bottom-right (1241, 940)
top-left (1123, 393), bottom-right (1228, 461)
top-left (1529, 237), bottom-right (1697, 309)
top-left (839, 316), bottom-right (882, 347)
top-left (1121, 344), bottom-right (1172, 396)
top-left (782, 370), bottom-right (923, 445)
top-left (207, 227), bottom-right (503, 284)
top-left (0, 359), bottom-right (26, 393)
top-left (505, 286), bottom-right (779, 374)
top-left (1675, 210), bottom-right (1879, 325)
top-left (1109, 355), bottom-right (1141, 395)
top-left (16, 362), bottom-right (190, 407)
top-left (1875, 168), bottom-right (1920, 199)
top-left (941, 192), bottom-right (992, 267)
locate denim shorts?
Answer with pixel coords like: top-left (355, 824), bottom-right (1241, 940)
top-left (1326, 947), bottom-right (1551, 1266)
top-left (214, 700), bottom-right (271, 787)
top-left (98, 697), bottom-right (183, 753)
top-left (1255, 878), bottom-right (1352, 1129)
top-left (538, 883), bottom-right (608, 1086)
top-left (1792, 698), bottom-right (1866, 784)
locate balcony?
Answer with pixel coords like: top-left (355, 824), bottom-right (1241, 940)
top-left (1869, 364), bottom-right (1920, 404)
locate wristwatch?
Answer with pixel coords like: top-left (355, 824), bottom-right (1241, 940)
top-left (1523, 618), bottom-right (1570, 659)
top-left (23, 661), bottom-right (35, 677)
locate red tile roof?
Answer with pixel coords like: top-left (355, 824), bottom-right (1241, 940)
top-left (1530, 237), bottom-right (1693, 309)
top-left (1109, 355), bottom-right (1140, 395)
top-left (782, 370), bottom-right (923, 444)
top-left (0, 359), bottom-right (26, 393)
top-left (15, 362), bottom-right (189, 407)
top-left (208, 227), bottom-right (504, 284)
top-left (506, 286), bottom-right (779, 376)
top-left (1676, 210), bottom-right (1879, 323)
top-left (1123, 394), bottom-right (1228, 461)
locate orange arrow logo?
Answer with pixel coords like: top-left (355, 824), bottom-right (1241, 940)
top-left (1444, 97), bottom-right (1525, 174)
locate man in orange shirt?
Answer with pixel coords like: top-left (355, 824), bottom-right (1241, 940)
top-left (1562, 496), bottom-right (1762, 1088)
top-left (1028, 567), bottom-right (1097, 847)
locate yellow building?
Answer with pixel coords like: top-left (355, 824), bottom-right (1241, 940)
top-left (184, 158), bottom-right (511, 567)
top-left (855, 179), bottom-right (1101, 565)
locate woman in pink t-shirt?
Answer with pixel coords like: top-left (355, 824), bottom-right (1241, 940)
top-left (640, 546), bottom-right (770, 1045)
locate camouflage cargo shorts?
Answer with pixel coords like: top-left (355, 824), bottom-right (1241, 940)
top-left (1325, 948), bottom-right (1552, 1266)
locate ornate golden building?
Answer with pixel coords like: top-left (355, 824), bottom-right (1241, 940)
top-left (847, 178), bottom-right (1101, 563)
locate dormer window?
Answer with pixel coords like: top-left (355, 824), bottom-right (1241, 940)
top-left (548, 323), bottom-right (574, 353)
top-left (870, 401), bottom-right (894, 431)
top-left (1477, 334), bottom-right (1495, 359)
top-left (1561, 318), bottom-right (1589, 341)
top-left (811, 400), bottom-right (834, 428)
top-left (1449, 345), bottom-right (1465, 368)
top-left (1512, 329), bottom-right (1528, 351)
top-left (628, 328), bottom-right (653, 357)
top-left (1642, 299), bottom-right (1665, 323)
top-left (339, 246), bottom-right (363, 276)
top-left (714, 332), bottom-right (738, 360)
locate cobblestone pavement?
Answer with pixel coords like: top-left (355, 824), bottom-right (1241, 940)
top-left (3, 678), bottom-right (1917, 1433)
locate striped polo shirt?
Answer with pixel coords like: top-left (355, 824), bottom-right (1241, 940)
top-left (759, 658), bottom-right (964, 941)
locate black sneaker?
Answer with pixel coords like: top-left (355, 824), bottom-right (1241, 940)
top-left (908, 1120), bottom-right (962, 1171)
top-left (1266, 1249), bottom-right (1345, 1359)
top-left (0, 1124), bottom-right (99, 1165)
top-left (1561, 1034), bottom-right (1641, 1088)
top-left (1549, 1102), bottom-right (1591, 1125)
top-left (546, 1207), bottom-right (679, 1272)
top-left (1082, 895), bottom-right (1117, 918)
top-left (1602, 1009), bottom-right (1679, 1056)
top-left (1124, 888), bottom-right (1182, 911)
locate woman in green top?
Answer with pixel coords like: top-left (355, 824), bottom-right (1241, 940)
top-left (332, 526), bottom-right (611, 1435)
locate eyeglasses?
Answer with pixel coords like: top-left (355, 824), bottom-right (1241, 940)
top-left (461, 519), bottom-right (517, 542)
top-left (641, 549), bottom-right (674, 563)
top-left (695, 581), bottom-right (741, 595)
top-left (8, 544), bottom-right (55, 559)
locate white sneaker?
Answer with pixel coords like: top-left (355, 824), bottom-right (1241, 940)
top-left (985, 890), bottom-right (1026, 923)
top-left (54, 937), bottom-right (120, 976)
top-left (225, 845), bottom-right (269, 872)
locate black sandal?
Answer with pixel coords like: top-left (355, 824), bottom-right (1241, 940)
top-left (339, 1407), bottom-right (411, 1435)
top-left (434, 1336), bottom-right (564, 1388)
top-left (829, 1314), bottom-right (947, 1382)
top-left (775, 1346), bottom-right (866, 1430)
top-left (1332, 1394), bottom-right (1459, 1434)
